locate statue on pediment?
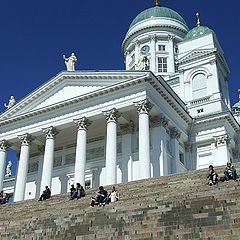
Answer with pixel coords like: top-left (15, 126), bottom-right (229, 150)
top-left (5, 160), bottom-right (12, 177)
top-left (4, 96), bottom-right (16, 110)
top-left (63, 53), bottom-right (77, 71)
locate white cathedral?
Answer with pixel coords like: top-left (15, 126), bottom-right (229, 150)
top-left (1, 3), bottom-right (240, 202)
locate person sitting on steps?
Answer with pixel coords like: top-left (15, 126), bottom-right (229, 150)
top-left (70, 183), bottom-right (85, 200)
top-left (90, 186), bottom-right (107, 207)
top-left (207, 165), bottom-right (218, 186)
top-left (0, 190), bottom-right (7, 204)
top-left (224, 161), bottom-right (238, 181)
top-left (70, 184), bottom-right (76, 198)
top-left (39, 186), bottom-right (51, 201)
top-left (106, 186), bottom-right (119, 204)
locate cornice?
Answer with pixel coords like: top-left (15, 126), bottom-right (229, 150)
top-left (0, 71), bottom-right (192, 127)
top-left (0, 71), bottom-right (144, 120)
top-left (194, 111), bottom-right (239, 131)
top-left (178, 49), bottom-right (216, 65)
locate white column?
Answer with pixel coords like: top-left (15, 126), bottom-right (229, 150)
top-left (149, 34), bottom-right (156, 72)
top-left (168, 34), bottom-right (175, 74)
top-left (14, 134), bottom-right (33, 202)
top-left (125, 50), bottom-right (130, 70)
top-left (0, 140), bottom-right (9, 191)
top-left (40, 126), bottom-right (58, 192)
top-left (120, 121), bottom-right (134, 183)
top-left (170, 127), bottom-right (181, 174)
top-left (103, 108), bottom-right (120, 185)
top-left (135, 99), bottom-right (153, 179)
top-left (135, 40), bottom-right (140, 69)
top-left (74, 117), bottom-right (91, 187)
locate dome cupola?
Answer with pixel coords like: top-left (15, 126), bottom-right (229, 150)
top-left (184, 12), bottom-right (214, 41)
top-left (122, 2), bottom-right (188, 75)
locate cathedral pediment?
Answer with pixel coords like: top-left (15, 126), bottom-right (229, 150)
top-left (178, 48), bottom-right (216, 65)
top-left (0, 71), bottom-right (144, 120)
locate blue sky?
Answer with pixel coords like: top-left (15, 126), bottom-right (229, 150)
top-left (0, 0), bottom-right (239, 176)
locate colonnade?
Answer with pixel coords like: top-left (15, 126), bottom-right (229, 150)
top-left (0, 99), bottom-right (153, 202)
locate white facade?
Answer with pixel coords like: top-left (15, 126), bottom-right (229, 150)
top-left (1, 5), bottom-right (240, 201)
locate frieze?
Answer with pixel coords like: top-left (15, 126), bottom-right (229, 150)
top-left (119, 120), bottom-right (135, 135)
top-left (87, 146), bottom-right (104, 160)
top-left (150, 115), bottom-right (168, 128)
top-left (169, 127), bottom-right (181, 139)
top-left (28, 162), bottom-right (38, 173)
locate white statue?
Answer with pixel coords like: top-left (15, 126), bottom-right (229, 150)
top-left (63, 53), bottom-right (77, 71)
top-left (5, 160), bottom-right (12, 177)
top-left (136, 56), bottom-right (149, 70)
top-left (4, 96), bottom-right (16, 110)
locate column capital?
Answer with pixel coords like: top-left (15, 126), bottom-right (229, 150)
top-left (42, 126), bottom-right (59, 139)
top-left (74, 117), bottom-right (92, 131)
top-left (0, 140), bottom-right (10, 152)
top-left (134, 99), bottom-right (153, 115)
top-left (170, 127), bottom-right (181, 139)
top-left (214, 134), bottom-right (231, 147)
top-left (103, 108), bottom-right (121, 123)
top-left (18, 133), bottom-right (34, 146)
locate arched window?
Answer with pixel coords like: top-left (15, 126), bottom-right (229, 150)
top-left (192, 73), bottom-right (207, 99)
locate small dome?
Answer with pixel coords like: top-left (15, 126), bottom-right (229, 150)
top-left (232, 90), bottom-right (240, 111)
top-left (129, 6), bottom-right (187, 28)
top-left (233, 101), bottom-right (240, 109)
top-left (184, 26), bottom-right (214, 41)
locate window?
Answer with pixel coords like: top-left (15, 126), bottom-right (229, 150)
top-left (174, 46), bottom-right (178, 54)
top-left (157, 57), bottom-right (167, 72)
top-left (158, 45), bottom-right (166, 51)
top-left (179, 152), bottom-right (184, 164)
top-left (192, 73), bottom-right (207, 99)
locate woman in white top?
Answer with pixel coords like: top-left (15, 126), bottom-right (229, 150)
top-left (106, 186), bottom-right (119, 204)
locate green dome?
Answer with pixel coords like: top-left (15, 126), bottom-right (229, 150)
top-left (129, 6), bottom-right (187, 28)
top-left (184, 26), bottom-right (214, 41)
top-left (233, 101), bottom-right (240, 109)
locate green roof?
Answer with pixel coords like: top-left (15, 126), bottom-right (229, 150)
top-left (129, 6), bottom-right (187, 28)
top-left (184, 26), bottom-right (214, 41)
top-left (233, 101), bottom-right (240, 109)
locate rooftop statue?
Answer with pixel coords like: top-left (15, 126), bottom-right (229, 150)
top-left (4, 96), bottom-right (16, 110)
top-left (5, 160), bottom-right (12, 177)
top-left (63, 53), bottom-right (77, 71)
top-left (136, 55), bottom-right (149, 70)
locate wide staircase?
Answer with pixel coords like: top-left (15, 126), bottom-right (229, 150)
top-left (1, 165), bottom-right (240, 240)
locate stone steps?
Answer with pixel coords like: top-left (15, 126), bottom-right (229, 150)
top-left (1, 166), bottom-right (240, 239)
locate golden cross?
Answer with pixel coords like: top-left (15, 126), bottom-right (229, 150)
top-left (154, 0), bottom-right (160, 6)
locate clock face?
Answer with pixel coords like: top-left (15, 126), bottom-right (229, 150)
top-left (140, 45), bottom-right (150, 55)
